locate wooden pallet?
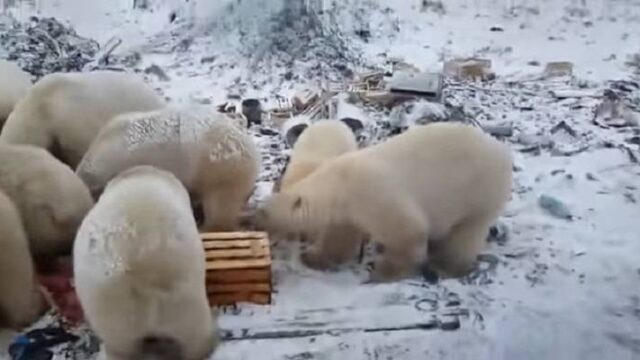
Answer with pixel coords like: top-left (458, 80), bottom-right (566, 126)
top-left (202, 231), bottom-right (272, 306)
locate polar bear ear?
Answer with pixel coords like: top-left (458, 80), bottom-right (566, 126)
top-left (339, 117), bottom-right (364, 134)
top-left (285, 123), bottom-right (309, 148)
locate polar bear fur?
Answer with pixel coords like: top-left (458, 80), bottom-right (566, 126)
top-left (256, 122), bottom-right (513, 281)
top-left (0, 144), bottom-right (94, 259)
top-left (74, 166), bottom-right (217, 360)
top-left (0, 189), bottom-right (46, 329)
top-left (75, 105), bottom-right (259, 231)
top-left (277, 120), bottom-right (366, 270)
top-left (0, 60), bottom-right (32, 129)
top-left (0, 70), bottom-right (165, 169)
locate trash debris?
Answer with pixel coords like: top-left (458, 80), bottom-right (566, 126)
top-left (543, 61), bottom-right (574, 78)
top-left (538, 194), bottom-right (573, 220)
top-left (0, 15), bottom-right (99, 78)
top-left (487, 222), bottom-right (509, 245)
top-left (9, 327), bottom-right (79, 360)
top-left (292, 88), bottom-right (321, 112)
top-left (482, 124), bottom-right (513, 138)
top-left (388, 71), bottom-right (443, 101)
top-left (593, 90), bottom-right (640, 128)
top-left (550, 121), bottom-right (578, 138)
top-left (242, 98), bottom-right (263, 126)
top-left (444, 58), bottom-right (495, 82)
top-left (550, 89), bottom-right (599, 99)
top-left (144, 64), bottom-right (170, 81)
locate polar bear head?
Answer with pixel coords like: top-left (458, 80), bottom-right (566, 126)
top-left (21, 162), bottom-right (94, 256)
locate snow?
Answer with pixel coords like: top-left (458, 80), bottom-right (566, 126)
top-left (1, 0), bottom-right (640, 359)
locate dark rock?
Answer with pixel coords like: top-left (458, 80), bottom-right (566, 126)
top-left (490, 26), bottom-right (504, 32)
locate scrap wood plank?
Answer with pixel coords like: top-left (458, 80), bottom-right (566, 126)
top-left (217, 280), bottom-right (468, 341)
top-left (202, 231), bottom-right (272, 306)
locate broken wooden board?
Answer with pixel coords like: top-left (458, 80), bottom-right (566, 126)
top-left (203, 231), bottom-right (272, 306)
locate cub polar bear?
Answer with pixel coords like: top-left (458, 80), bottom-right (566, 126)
top-left (0, 189), bottom-right (46, 329)
top-left (0, 70), bottom-right (165, 168)
top-left (276, 120), bottom-right (365, 270)
top-left (74, 166), bottom-right (218, 360)
top-left (76, 105), bottom-right (260, 231)
top-left (256, 122), bottom-right (513, 281)
top-left (0, 60), bottom-right (32, 129)
top-left (0, 144), bottom-right (94, 259)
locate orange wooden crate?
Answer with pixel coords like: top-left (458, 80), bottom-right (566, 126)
top-left (202, 231), bottom-right (272, 306)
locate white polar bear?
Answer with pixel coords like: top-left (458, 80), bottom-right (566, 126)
top-left (74, 165), bottom-right (218, 360)
top-left (0, 144), bottom-right (94, 260)
top-left (75, 105), bottom-right (260, 232)
top-left (0, 70), bottom-right (166, 169)
top-left (256, 122), bottom-right (513, 281)
top-left (276, 120), bottom-right (366, 270)
top-left (0, 59), bottom-right (32, 129)
top-left (0, 189), bottom-right (46, 329)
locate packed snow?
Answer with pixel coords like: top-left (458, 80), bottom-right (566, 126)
top-left (1, 0), bottom-right (639, 359)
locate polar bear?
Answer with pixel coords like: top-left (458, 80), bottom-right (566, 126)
top-left (0, 70), bottom-right (166, 169)
top-left (0, 59), bottom-right (32, 129)
top-left (0, 144), bottom-right (94, 260)
top-left (255, 122), bottom-right (513, 281)
top-left (276, 120), bottom-right (366, 270)
top-left (75, 105), bottom-right (259, 231)
top-left (74, 165), bottom-right (218, 360)
top-left (0, 189), bottom-right (47, 329)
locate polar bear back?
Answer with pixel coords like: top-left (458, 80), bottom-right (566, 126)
top-left (302, 122), bottom-right (513, 236)
top-left (76, 106), bottom-right (259, 195)
top-left (0, 70), bottom-right (165, 168)
top-left (74, 166), bottom-right (214, 359)
top-left (0, 60), bottom-right (32, 127)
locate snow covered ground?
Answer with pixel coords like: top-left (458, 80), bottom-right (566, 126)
top-left (1, 0), bottom-right (639, 359)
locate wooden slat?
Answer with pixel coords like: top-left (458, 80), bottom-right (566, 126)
top-left (206, 258), bottom-right (271, 271)
top-left (207, 269), bottom-right (271, 283)
top-left (205, 246), bottom-right (269, 260)
top-left (201, 232), bottom-right (267, 240)
top-left (203, 239), bottom-right (269, 250)
top-left (207, 283), bottom-right (271, 293)
top-left (208, 292), bottom-right (271, 306)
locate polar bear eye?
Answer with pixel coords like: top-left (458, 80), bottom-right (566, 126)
top-left (292, 196), bottom-right (303, 210)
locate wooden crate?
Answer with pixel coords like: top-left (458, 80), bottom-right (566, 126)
top-left (202, 231), bottom-right (272, 306)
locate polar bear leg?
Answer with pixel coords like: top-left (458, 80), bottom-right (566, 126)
top-left (201, 187), bottom-right (247, 232)
top-left (431, 214), bottom-right (494, 277)
top-left (301, 223), bottom-right (362, 270)
top-left (365, 202), bottom-right (429, 282)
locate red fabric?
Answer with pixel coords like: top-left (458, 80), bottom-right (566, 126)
top-left (36, 257), bottom-right (84, 325)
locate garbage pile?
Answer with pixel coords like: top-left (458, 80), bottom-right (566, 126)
top-left (0, 15), bottom-right (99, 78)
